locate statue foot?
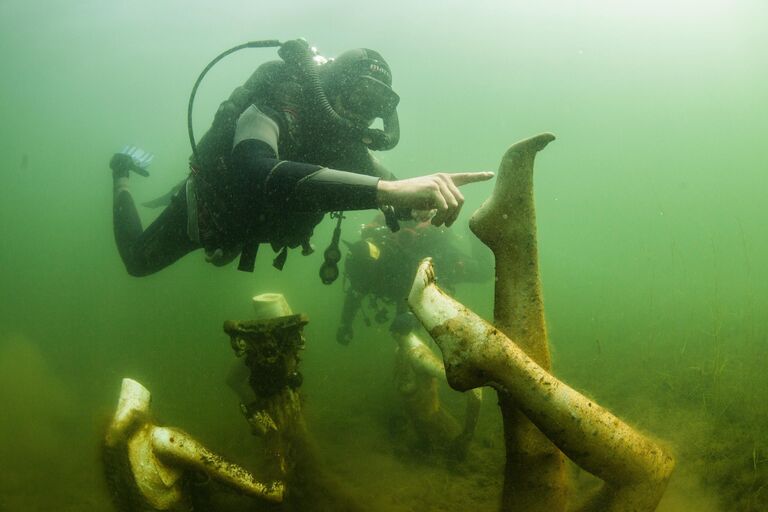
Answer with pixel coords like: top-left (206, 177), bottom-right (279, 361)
top-left (407, 258), bottom-right (498, 392)
top-left (470, 132), bottom-right (555, 249)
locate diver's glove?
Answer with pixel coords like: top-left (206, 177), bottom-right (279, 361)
top-left (110, 145), bottom-right (154, 179)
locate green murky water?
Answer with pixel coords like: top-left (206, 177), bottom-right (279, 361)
top-left (1, 1), bottom-right (767, 510)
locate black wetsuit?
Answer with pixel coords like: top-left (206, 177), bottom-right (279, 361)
top-left (336, 220), bottom-right (493, 344)
top-left (113, 60), bottom-right (394, 277)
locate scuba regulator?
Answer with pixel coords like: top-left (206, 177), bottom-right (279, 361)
top-left (186, 38), bottom-right (401, 285)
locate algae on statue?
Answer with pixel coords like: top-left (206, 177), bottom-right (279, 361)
top-left (223, 293), bottom-right (368, 512)
top-left (394, 330), bottom-right (483, 458)
top-left (408, 134), bottom-right (675, 512)
top-left (102, 378), bottom-right (284, 512)
top-left (470, 133), bottom-right (569, 511)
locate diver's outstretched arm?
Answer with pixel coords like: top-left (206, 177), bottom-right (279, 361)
top-left (233, 107), bottom-right (493, 227)
top-left (408, 259), bottom-right (674, 512)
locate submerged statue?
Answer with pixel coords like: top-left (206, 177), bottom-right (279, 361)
top-left (393, 329), bottom-right (483, 458)
top-left (102, 378), bottom-right (283, 512)
top-left (407, 133), bottom-right (675, 512)
top-left (102, 293), bottom-right (366, 512)
top-left (338, 214), bottom-right (491, 457)
top-left (223, 292), bottom-right (367, 512)
top-left (101, 135), bottom-right (673, 512)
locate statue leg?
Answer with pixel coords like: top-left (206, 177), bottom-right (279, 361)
top-left (469, 133), bottom-right (568, 511)
top-left (394, 331), bottom-right (482, 458)
top-left (408, 260), bottom-right (675, 512)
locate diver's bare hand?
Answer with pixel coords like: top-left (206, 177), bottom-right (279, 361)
top-left (376, 172), bottom-right (494, 227)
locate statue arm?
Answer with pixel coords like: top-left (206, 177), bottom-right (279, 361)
top-left (150, 426), bottom-right (284, 503)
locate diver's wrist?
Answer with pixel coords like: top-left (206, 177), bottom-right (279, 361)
top-left (375, 179), bottom-right (395, 206)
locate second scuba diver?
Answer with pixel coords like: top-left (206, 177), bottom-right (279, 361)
top-left (337, 214), bottom-right (493, 344)
top-left (111, 39), bottom-right (493, 278)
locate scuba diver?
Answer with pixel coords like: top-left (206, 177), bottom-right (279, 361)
top-left (336, 215), bottom-right (492, 458)
top-left (111, 39), bottom-right (492, 278)
top-left (336, 213), bottom-right (492, 345)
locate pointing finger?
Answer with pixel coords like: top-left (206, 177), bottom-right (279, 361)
top-left (448, 172), bottom-right (495, 187)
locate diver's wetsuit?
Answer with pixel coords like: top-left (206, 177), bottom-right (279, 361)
top-left (113, 59), bottom-right (393, 277)
top-left (113, 186), bottom-right (197, 277)
top-left (336, 219), bottom-right (493, 344)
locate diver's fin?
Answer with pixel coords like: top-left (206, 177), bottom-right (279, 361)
top-left (118, 145), bottom-right (154, 177)
top-left (141, 180), bottom-right (185, 209)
